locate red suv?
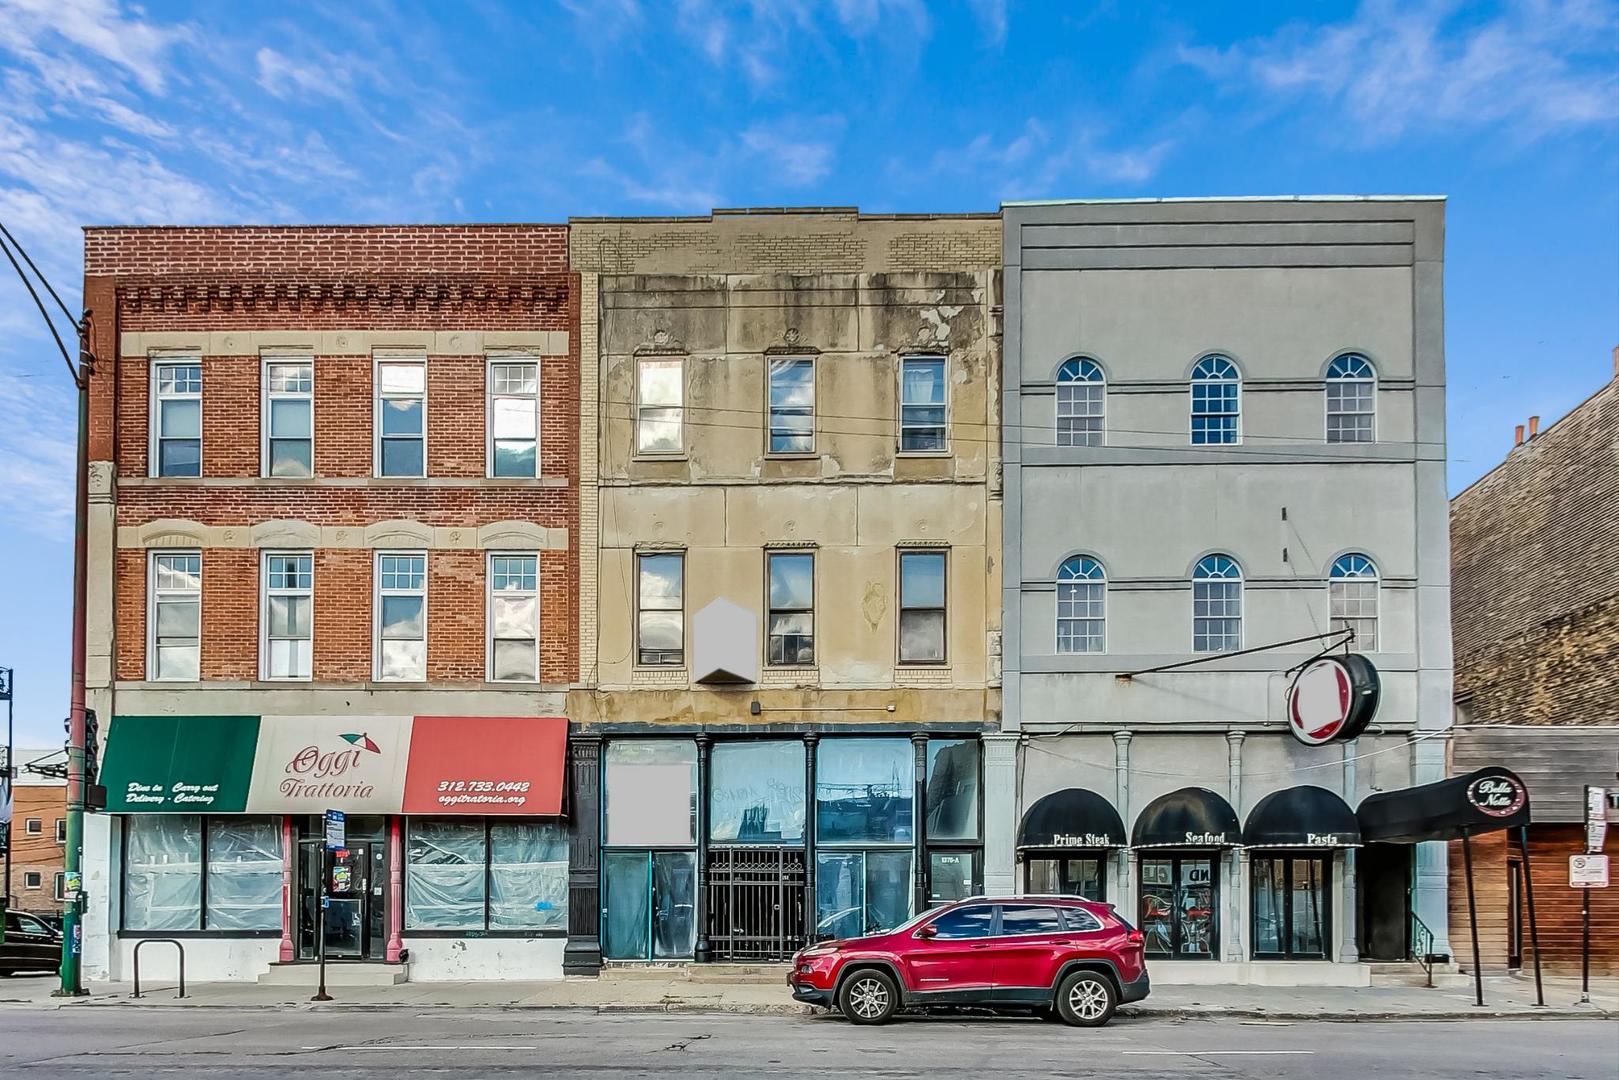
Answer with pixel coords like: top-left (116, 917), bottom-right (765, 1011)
top-left (788, 896), bottom-right (1148, 1027)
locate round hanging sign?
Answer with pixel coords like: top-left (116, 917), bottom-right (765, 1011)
top-left (1467, 774), bottom-right (1527, 818)
top-left (1286, 655), bottom-right (1381, 746)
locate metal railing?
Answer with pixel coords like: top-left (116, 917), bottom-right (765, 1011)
top-left (131, 938), bottom-right (186, 999)
top-left (1410, 911), bottom-right (1435, 988)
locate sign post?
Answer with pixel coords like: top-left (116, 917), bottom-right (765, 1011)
top-left (313, 810), bottom-right (345, 1003)
top-left (1576, 786), bottom-right (1611, 1007)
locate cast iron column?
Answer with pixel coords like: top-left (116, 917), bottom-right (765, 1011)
top-left (564, 734), bottom-right (603, 975)
top-left (912, 734), bottom-right (929, 914)
top-left (694, 734), bottom-right (711, 963)
top-left (802, 734), bottom-right (818, 942)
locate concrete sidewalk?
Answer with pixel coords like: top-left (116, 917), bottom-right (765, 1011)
top-left (2, 971), bottom-right (1614, 1020)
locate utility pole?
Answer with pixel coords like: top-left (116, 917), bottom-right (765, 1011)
top-left (2, 667), bottom-right (14, 916)
top-left (0, 221), bottom-right (95, 996)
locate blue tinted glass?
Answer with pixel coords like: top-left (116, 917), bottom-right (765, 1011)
top-left (816, 738), bottom-right (914, 844)
top-left (159, 439), bottom-right (201, 476)
top-left (900, 552), bottom-right (945, 608)
top-left (902, 358), bottom-right (945, 404)
top-left (381, 438), bottom-right (423, 476)
top-left (925, 740), bottom-right (980, 841)
top-left (710, 741), bottom-right (806, 843)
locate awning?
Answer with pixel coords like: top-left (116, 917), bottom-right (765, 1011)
top-left (1018, 788), bottom-right (1127, 849)
top-left (1131, 787), bottom-right (1241, 848)
top-left (1243, 786), bottom-right (1362, 848)
top-left (101, 714), bottom-right (568, 816)
top-left (1358, 765), bottom-right (1530, 843)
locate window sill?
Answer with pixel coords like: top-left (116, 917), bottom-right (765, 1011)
top-left (631, 453), bottom-right (689, 463)
top-left (401, 929), bottom-right (568, 940)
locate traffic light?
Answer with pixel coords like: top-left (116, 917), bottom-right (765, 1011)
top-left (84, 708), bottom-right (99, 786)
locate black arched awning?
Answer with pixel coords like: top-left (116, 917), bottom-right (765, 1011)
top-left (1243, 786), bottom-right (1362, 849)
top-left (1358, 766), bottom-right (1531, 844)
top-left (1018, 789), bottom-right (1127, 849)
top-left (1132, 787), bottom-right (1241, 848)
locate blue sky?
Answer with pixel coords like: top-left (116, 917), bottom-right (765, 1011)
top-left (0, 0), bottom-right (1614, 741)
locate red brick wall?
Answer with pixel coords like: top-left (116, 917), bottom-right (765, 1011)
top-left (202, 549), bottom-right (258, 680)
top-left (427, 357), bottom-right (485, 479)
top-left (114, 549), bottom-right (146, 681)
top-left (315, 357), bottom-right (372, 478)
top-left (6, 786), bottom-right (67, 916)
top-left (313, 550), bottom-right (372, 681)
top-left (204, 358), bottom-right (261, 478)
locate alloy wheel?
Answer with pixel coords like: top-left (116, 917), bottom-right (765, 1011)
top-left (1067, 979), bottom-right (1108, 1021)
top-left (848, 977), bottom-right (890, 1019)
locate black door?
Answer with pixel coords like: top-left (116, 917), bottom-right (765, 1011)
top-left (1357, 842), bottom-right (1411, 961)
top-left (299, 841), bottom-right (373, 961)
top-left (1507, 860), bottom-right (1523, 970)
top-left (705, 847), bottom-right (807, 960)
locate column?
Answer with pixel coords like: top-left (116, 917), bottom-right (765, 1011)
top-left (1412, 731), bottom-right (1453, 958)
top-left (981, 733), bottom-right (1018, 898)
top-left (564, 734), bottom-right (603, 975)
top-left (803, 734), bottom-right (818, 939)
top-left (912, 734), bottom-right (929, 914)
top-left (1225, 731), bottom-right (1245, 963)
top-left (1113, 731), bottom-right (1133, 911)
top-left (385, 816), bottom-right (404, 964)
top-left (279, 815), bottom-right (296, 963)
top-left (1340, 738), bottom-right (1359, 963)
top-left (694, 734), bottom-right (712, 962)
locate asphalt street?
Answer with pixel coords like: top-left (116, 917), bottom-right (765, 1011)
top-left (0, 1004), bottom-right (1615, 1079)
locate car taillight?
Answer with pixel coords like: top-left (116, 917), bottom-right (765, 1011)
top-left (1126, 929), bottom-right (1144, 947)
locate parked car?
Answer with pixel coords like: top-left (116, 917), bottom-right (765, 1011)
top-left (1, 910), bottom-right (63, 976)
top-left (788, 895), bottom-right (1148, 1027)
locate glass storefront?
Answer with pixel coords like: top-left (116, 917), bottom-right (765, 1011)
top-left (924, 739), bottom-right (981, 904)
top-left (603, 850), bottom-right (698, 959)
top-left (1139, 853), bottom-right (1219, 959)
top-left (602, 740), bottom-right (699, 960)
top-left (405, 818), bottom-right (568, 932)
top-left (1252, 853), bottom-right (1329, 960)
top-left (1025, 853), bottom-right (1106, 901)
top-left (709, 740), bottom-right (805, 844)
top-left (123, 815), bottom-right (282, 933)
top-left (815, 738), bottom-right (914, 938)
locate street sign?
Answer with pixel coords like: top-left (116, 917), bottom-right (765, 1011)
top-left (323, 808), bottom-right (346, 851)
top-left (1570, 854), bottom-right (1609, 889)
top-left (1587, 786), bottom-right (1609, 853)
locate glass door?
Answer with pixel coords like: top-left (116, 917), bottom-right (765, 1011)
top-left (1025, 853), bottom-right (1105, 900)
top-left (603, 850), bottom-right (697, 960)
top-left (1251, 854), bottom-right (1329, 960)
top-left (1139, 853), bottom-right (1218, 959)
top-left (298, 840), bottom-right (372, 961)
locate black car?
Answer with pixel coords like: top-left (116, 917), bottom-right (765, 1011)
top-left (1, 910), bottom-right (62, 975)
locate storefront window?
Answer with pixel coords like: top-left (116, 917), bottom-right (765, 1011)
top-left (924, 739), bottom-right (979, 840)
top-left (709, 741), bottom-right (805, 844)
top-left (605, 740), bottom-right (697, 846)
top-left (815, 738), bottom-right (913, 844)
top-left (1252, 854), bottom-right (1329, 959)
top-left (603, 850), bottom-right (697, 959)
top-left (927, 850), bottom-right (979, 905)
top-left (406, 818), bottom-right (568, 932)
top-left (124, 815), bottom-right (203, 931)
top-left (1026, 854), bottom-right (1105, 901)
top-left (205, 818), bottom-right (282, 931)
top-left (815, 849), bottom-right (913, 941)
top-left (1139, 855), bottom-right (1218, 959)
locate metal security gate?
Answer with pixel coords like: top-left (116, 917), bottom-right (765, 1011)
top-left (705, 848), bottom-right (807, 961)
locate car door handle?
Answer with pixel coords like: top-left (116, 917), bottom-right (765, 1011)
top-left (1052, 940), bottom-right (1074, 945)
top-left (969, 943), bottom-right (992, 950)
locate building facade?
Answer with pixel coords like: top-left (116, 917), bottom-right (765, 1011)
top-left (5, 749), bottom-right (68, 918)
top-left (1000, 197), bottom-right (1453, 985)
top-left (564, 209), bottom-right (1004, 969)
top-left (80, 226), bottom-right (583, 982)
top-left (1448, 352), bottom-right (1619, 975)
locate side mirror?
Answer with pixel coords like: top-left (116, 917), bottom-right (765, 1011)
top-left (915, 924), bottom-right (938, 939)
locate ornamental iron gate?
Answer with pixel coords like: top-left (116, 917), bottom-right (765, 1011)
top-left (705, 847), bottom-right (807, 961)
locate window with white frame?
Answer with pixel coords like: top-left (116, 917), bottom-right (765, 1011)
top-left (54, 872), bottom-right (67, 901)
top-left (377, 553), bottom-right (427, 681)
top-left (489, 554), bottom-right (540, 681)
top-left (1056, 556), bottom-right (1106, 653)
top-left (898, 550), bottom-right (947, 663)
top-left (263, 358), bottom-right (313, 477)
top-left (1330, 553), bottom-right (1379, 649)
top-left (1190, 355), bottom-right (1240, 445)
top-left (489, 358), bottom-right (540, 477)
top-left (376, 359), bottom-right (426, 477)
top-left (150, 551), bottom-right (201, 680)
top-left (768, 356), bottom-right (815, 453)
top-left (152, 360), bottom-right (202, 476)
top-left (1325, 354), bottom-right (1376, 443)
top-left (55, 818), bottom-right (66, 843)
top-left (1056, 358), bottom-right (1105, 447)
top-left (23, 871), bottom-right (41, 889)
top-left (24, 818), bottom-right (41, 835)
top-left (900, 356), bottom-right (948, 452)
top-left (767, 551), bottom-right (814, 665)
top-left (1192, 554), bottom-right (1243, 652)
top-left (262, 552), bottom-right (313, 680)
top-left (636, 552), bottom-right (684, 665)
top-left (636, 358), bottom-right (683, 454)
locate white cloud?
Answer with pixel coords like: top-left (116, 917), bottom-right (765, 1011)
top-left (933, 117), bottom-right (1176, 196)
top-left (0, 0), bottom-right (193, 94)
top-left (255, 47), bottom-right (355, 104)
top-left (0, 370), bottom-right (77, 538)
top-left (968, 0), bottom-right (1008, 45)
top-left (741, 118), bottom-right (842, 185)
top-left (1183, 0), bottom-right (1619, 144)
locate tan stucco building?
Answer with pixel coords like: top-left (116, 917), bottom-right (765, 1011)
top-left (567, 209), bottom-right (1005, 966)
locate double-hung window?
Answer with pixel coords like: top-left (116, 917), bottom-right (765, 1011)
top-left (1190, 355), bottom-right (1240, 445)
top-left (152, 360), bottom-right (202, 477)
top-left (122, 815), bottom-right (283, 932)
top-left (489, 554), bottom-right (540, 681)
top-left (1056, 358), bottom-right (1105, 446)
top-left (376, 358), bottom-right (426, 477)
top-left (636, 358), bottom-right (683, 454)
top-left (1329, 553), bottom-right (1379, 649)
top-left (377, 553), bottom-right (427, 681)
top-left (767, 356), bottom-right (815, 453)
top-left (1325, 354), bottom-right (1376, 443)
top-left (767, 551), bottom-right (814, 666)
top-left (636, 553), bottom-right (684, 665)
top-left (489, 358), bottom-right (540, 477)
top-left (1056, 556), bottom-right (1106, 653)
top-left (1192, 554), bottom-right (1243, 652)
top-left (898, 550), bottom-right (947, 663)
top-left (263, 358), bottom-right (313, 477)
top-left (899, 355), bottom-right (947, 452)
top-left (150, 551), bottom-right (201, 680)
top-left (262, 552), bottom-right (312, 680)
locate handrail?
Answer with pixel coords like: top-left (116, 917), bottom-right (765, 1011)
top-left (1409, 911), bottom-right (1435, 988)
top-left (131, 938), bottom-right (185, 999)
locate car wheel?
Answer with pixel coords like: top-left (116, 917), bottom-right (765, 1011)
top-left (1055, 970), bottom-right (1117, 1028)
top-left (838, 969), bottom-right (899, 1025)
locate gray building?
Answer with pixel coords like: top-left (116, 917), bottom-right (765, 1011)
top-left (997, 197), bottom-right (1452, 985)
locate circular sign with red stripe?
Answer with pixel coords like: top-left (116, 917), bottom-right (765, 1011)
top-left (1286, 655), bottom-right (1382, 746)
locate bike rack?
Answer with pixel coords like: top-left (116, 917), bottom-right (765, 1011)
top-left (131, 938), bottom-right (185, 999)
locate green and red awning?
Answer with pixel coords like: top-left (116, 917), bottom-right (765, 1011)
top-left (100, 714), bottom-right (567, 816)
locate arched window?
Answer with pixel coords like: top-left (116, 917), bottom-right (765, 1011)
top-left (1330, 553), bottom-right (1379, 649)
top-left (1192, 554), bottom-right (1242, 652)
top-left (1190, 356), bottom-right (1240, 445)
top-left (1056, 358), bottom-right (1105, 447)
top-left (1325, 354), bottom-right (1375, 443)
top-left (1056, 556), bottom-right (1105, 653)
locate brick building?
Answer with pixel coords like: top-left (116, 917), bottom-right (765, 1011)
top-left (5, 749), bottom-right (68, 919)
top-left (1448, 349), bottom-right (1619, 975)
top-left (80, 226), bottom-right (584, 983)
